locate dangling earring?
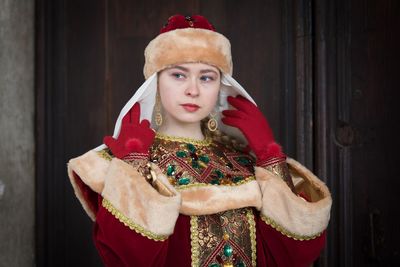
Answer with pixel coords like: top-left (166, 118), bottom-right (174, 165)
top-left (208, 111), bottom-right (218, 132)
top-left (155, 92), bottom-right (163, 126)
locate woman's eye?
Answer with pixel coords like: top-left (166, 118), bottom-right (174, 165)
top-left (172, 73), bottom-right (185, 79)
top-left (200, 75), bottom-right (215, 82)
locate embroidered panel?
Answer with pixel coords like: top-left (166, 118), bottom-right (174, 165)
top-left (150, 134), bottom-right (255, 188)
top-left (191, 208), bottom-right (257, 267)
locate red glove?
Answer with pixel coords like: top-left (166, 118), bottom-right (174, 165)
top-left (221, 95), bottom-right (285, 165)
top-left (103, 103), bottom-right (155, 159)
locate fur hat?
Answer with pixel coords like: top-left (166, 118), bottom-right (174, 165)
top-left (143, 15), bottom-right (232, 79)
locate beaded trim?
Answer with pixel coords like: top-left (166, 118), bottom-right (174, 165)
top-left (190, 215), bottom-right (200, 267)
top-left (246, 209), bottom-right (257, 266)
top-left (155, 132), bottom-right (213, 146)
top-left (102, 198), bottom-right (168, 241)
top-left (175, 176), bottom-right (256, 190)
top-left (260, 214), bottom-right (323, 241)
top-left (97, 149), bottom-right (113, 161)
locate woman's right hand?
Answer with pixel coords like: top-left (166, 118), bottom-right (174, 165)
top-left (103, 103), bottom-right (155, 159)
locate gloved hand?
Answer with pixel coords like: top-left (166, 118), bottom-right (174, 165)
top-left (103, 103), bottom-right (155, 159)
top-left (221, 95), bottom-right (285, 165)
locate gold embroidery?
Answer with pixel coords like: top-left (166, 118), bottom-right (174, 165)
top-left (190, 208), bottom-right (255, 267)
top-left (156, 132), bottom-right (213, 146)
top-left (102, 198), bottom-right (167, 241)
top-left (260, 214), bottom-right (323, 241)
top-left (246, 209), bottom-right (257, 266)
top-left (97, 149), bottom-right (113, 161)
top-left (150, 134), bottom-right (259, 265)
top-left (151, 135), bottom-right (254, 187)
top-left (263, 161), bottom-right (296, 192)
top-left (190, 215), bottom-right (200, 267)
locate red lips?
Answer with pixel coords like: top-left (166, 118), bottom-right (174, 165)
top-left (181, 103), bottom-right (200, 112)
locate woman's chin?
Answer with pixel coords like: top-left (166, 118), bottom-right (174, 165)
top-left (174, 115), bottom-right (208, 125)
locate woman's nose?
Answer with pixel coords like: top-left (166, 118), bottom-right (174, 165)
top-left (184, 79), bottom-right (200, 97)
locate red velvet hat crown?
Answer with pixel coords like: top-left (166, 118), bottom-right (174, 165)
top-left (160, 15), bottom-right (216, 33)
top-left (143, 14), bottom-right (232, 79)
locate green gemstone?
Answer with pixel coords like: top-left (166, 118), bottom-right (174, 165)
top-left (199, 155), bottom-right (210, 163)
top-left (176, 151), bottom-right (187, 158)
top-left (187, 143), bottom-right (196, 153)
top-left (233, 176), bottom-right (243, 183)
top-left (237, 157), bottom-right (250, 165)
top-left (166, 165), bottom-right (175, 176)
top-left (209, 264), bottom-right (219, 267)
top-left (214, 169), bottom-right (224, 178)
top-left (192, 161), bottom-right (200, 169)
top-left (223, 244), bottom-right (233, 257)
top-left (178, 177), bottom-right (190, 185)
top-left (210, 179), bottom-right (220, 185)
top-left (237, 261), bottom-right (245, 267)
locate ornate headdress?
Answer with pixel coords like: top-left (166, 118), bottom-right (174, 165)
top-left (96, 15), bottom-right (256, 150)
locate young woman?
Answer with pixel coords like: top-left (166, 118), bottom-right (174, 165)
top-left (68, 15), bottom-right (331, 267)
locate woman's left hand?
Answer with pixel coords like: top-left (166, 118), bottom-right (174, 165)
top-left (221, 95), bottom-right (285, 164)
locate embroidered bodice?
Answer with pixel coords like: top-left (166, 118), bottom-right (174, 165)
top-left (150, 133), bottom-right (255, 187)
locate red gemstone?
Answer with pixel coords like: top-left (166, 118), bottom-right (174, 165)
top-left (216, 255), bottom-right (223, 264)
top-left (232, 253), bottom-right (238, 263)
top-left (191, 152), bottom-right (198, 161)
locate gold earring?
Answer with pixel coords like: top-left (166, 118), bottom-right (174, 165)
top-left (208, 111), bottom-right (218, 132)
top-left (155, 92), bottom-right (163, 126)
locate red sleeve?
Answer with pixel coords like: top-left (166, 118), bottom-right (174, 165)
top-left (256, 214), bottom-right (326, 267)
top-left (72, 173), bottom-right (99, 215)
top-left (93, 195), bottom-right (170, 267)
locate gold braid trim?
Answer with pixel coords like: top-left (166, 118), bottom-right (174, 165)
top-left (260, 214), bottom-right (323, 241)
top-left (97, 149), bottom-right (113, 161)
top-left (155, 132), bottom-right (212, 146)
top-left (176, 176), bottom-right (256, 190)
top-left (190, 215), bottom-right (200, 267)
top-left (246, 209), bottom-right (257, 267)
top-left (102, 198), bottom-right (168, 241)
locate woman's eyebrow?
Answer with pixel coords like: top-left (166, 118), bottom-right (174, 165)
top-left (200, 69), bottom-right (218, 74)
top-left (169, 66), bottom-right (189, 72)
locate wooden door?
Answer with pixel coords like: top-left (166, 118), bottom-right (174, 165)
top-left (36, 0), bottom-right (400, 266)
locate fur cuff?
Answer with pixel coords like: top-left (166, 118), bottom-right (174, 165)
top-left (179, 180), bottom-right (262, 216)
top-left (68, 150), bottom-right (110, 220)
top-left (102, 158), bottom-right (181, 237)
top-left (144, 28), bottom-right (232, 79)
top-left (255, 158), bottom-right (331, 239)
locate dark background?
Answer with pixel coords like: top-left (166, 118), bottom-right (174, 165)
top-left (36, 0), bottom-right (400, 266)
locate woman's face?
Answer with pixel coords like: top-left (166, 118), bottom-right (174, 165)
top-left (158, 62), bottom-right (221, 126)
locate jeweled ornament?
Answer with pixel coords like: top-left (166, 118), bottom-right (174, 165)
top-left (223, 244), bottom-right (233, 257)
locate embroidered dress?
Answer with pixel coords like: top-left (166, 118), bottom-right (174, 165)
top-left (68, 133), bottom-right (331, 267)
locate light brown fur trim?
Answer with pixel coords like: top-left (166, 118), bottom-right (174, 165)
top-left (144, 28), bottom-right (232, 79)
top-left (67, 150), bottom-right (110, 220)
top-left (255, 158), bottom-right (332, 237)
top-left (102, 158), bottom-right (181, 236)
top-left (287, 158), bottom-right (330, 202)
top-left (179, 180), bottom-right (262, 215)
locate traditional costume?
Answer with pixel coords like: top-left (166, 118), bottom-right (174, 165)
top-left (67, 15), bottom-right (331, 267)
